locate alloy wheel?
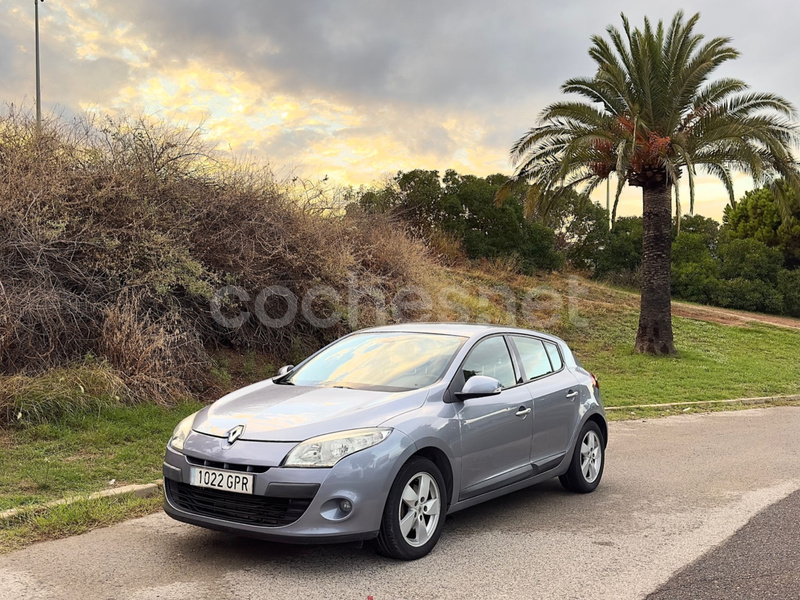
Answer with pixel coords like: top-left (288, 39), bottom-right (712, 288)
top-left (398, 472), bottom-right (441, 547)
top-left (580, 430), bottom-right (602, 483)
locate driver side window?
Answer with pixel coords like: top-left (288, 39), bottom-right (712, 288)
top-left (461, 336), bottom-right (517, 389)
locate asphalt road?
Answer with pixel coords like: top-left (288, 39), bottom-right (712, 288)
top-left (646, 488), bottom-right (800, 600)
top-left (1, 406), bottom-right (799, 600)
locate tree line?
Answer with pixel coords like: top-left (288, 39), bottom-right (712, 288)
top-left (348, 170), bottom-right (800, 319)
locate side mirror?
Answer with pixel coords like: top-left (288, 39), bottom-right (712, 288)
top-left (276, 365), bottom-right (295, 377)
top-left (455, 375), bottom-right (503, 400)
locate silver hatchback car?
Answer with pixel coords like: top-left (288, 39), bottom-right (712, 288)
top-left (163, 323), bottom-right (606, 559)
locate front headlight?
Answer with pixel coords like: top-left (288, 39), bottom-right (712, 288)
top-left (284, 428), bottom-right (392, 468)
top-left (169, 413), bottom-right (197, 452)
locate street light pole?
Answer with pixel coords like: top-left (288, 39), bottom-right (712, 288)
top-left (34, 0), bottom-right (44, 132)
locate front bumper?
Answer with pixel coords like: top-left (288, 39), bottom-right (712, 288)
top-left (162, 430), bottom-right (413, 543)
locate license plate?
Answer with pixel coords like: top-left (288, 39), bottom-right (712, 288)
top-left (189, 467), bottom-right (254, 495)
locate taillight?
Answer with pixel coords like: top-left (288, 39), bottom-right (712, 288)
top-left (590, 373), bottom-right (599, 390)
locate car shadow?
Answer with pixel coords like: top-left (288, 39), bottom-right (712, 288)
top-left (170, 478), bottom-right (584, 571)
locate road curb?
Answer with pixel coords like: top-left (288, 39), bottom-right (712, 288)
top-left (605, 394), bottom-right (800, 411)
top-left (0, 480), bottom-right (163, 522)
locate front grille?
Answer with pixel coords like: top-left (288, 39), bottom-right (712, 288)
top-left (185, 455), bottom-right (269, 474)
top-left (165, 480), bottom-right (313, 527)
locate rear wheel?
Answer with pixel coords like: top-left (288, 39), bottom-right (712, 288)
top-left (559, 421), bottom-right (604, 493)
top-left (375, 457), bottom-right (446, 560)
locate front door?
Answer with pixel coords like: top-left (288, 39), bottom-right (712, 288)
top-left (454, 335), bottom-right (534, 500)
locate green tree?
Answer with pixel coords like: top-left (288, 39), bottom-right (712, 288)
top-left (506, 11), bottom-right (800, 354)
top-left (723, 186), bottom-right (800, 268)
top-left (356, 170), bottom-right (563, 273)
top-left (392, 169), bottom-right (445, 236)
top-left (718, 238), bottom-right (783, 286)
top-left (673, 214), bottom-right (720, 253)
top-left (533, 189), bottom-right (610, 271)
top-left (671, 232), bottom-right (720, 304)
top-left (669, 231), bottom-right (790, 315)
top-left (777, 270), bottom-right (800, 317)
top-left (442, 170), bottom-right (562, 272)
top-left (594, 216), bottom-right (643, 280)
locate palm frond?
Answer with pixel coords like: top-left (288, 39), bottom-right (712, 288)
top-left (701, 163), bottom-right (735, 205)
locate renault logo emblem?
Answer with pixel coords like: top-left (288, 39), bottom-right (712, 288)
top-left (227, 425), bottom-right (245, 445)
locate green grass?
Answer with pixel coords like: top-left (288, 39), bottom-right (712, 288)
top-left (569, 313), bottom-right (800, 406)
top-left (0, 492), bottom-right (163, 554)
top-left (0, 402), bottom-right (201, 511)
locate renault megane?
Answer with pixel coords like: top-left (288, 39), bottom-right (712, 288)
top-left (163, 323), bottom-right (606, 560)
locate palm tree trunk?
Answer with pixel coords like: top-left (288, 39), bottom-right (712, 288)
top-left (635, 183), bottom-right (677, 354)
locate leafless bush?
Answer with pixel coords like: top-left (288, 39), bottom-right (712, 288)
top-left (0, 108), bottom-right (435, 422)
top-left (426, 229), bottom-right (468, 268)
top-left (98, 290), bottom-right (205, 404)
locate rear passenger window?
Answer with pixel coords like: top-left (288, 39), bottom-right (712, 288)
top-left (544, 342), bottom-right (563, 371)
top-left (512, 336), bottom-right (553, 380)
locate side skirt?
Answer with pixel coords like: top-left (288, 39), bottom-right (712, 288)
top-left (447, 452), bottom-right (569, 515)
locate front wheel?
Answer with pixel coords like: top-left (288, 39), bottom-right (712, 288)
top-left (559, 421), bottom-right (605, 493)
top-left (375, 457), bottom-right (447, 560)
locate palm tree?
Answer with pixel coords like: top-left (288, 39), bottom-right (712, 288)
top-left (507, 11), bottom-right (800, 354)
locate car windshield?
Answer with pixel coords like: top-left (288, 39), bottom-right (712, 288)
top-left (281, 332), bottom-right (467, 391)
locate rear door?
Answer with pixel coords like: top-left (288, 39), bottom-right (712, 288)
top-left (508, 336), bottom-right (580, 469)
top-left (452, 335), bottom-right (535, 499)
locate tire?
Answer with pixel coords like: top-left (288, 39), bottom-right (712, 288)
top-left (559, 421), bottom-right (605, 494)
top-left (375, 456), bottom-right (447, 560)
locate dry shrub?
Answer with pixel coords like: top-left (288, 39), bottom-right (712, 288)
top-left (347, 214), bottom-right (430, 284)
top-left (339, 213), bottom-right (434, 328)
top-left (0, 108), bottom-right (438, 422)
top-left (98, 290), bottom-right (205, 404)
top-left (427, 229), bottom-right (467, 267)
top-left (0, 283), bottom-right (97, 372)
top-left (482, 255), bottom-right (525, 277)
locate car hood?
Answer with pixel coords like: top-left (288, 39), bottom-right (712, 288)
top-left (192, 379), bottom-right (428, 442)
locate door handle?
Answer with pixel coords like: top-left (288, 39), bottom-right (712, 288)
top-left (515, 406), bottom-right (532, 417)
top-left (566, 390), bottom-right (578, 399)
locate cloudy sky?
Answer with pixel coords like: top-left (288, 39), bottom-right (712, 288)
top-left (2, 0), bottom-right (798, 219)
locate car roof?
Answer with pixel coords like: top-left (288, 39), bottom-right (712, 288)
top-left (360, 322), bottom-right (566, 345)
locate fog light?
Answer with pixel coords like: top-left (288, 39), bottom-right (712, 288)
top-left (339, 499), bottom-right (353, 513)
